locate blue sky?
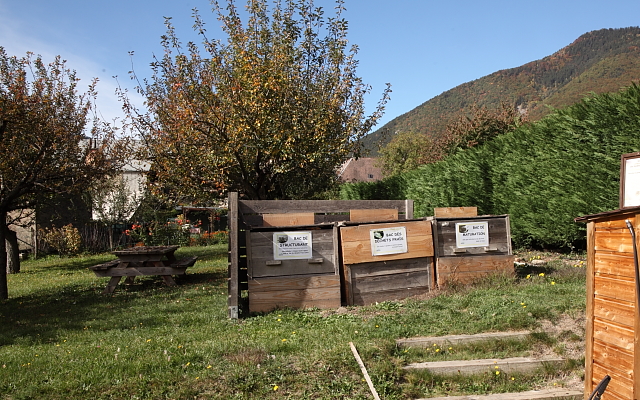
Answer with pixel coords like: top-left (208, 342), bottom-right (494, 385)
top-left (1, 0), bottom-right (639, 130)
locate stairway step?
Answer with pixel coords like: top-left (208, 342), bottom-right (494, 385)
top-left (403, 357), bottom-right (566, 375)
top-left (398, 331), bottom-right (531, 348)
top-left (415, 388), bottom-right (583, 400)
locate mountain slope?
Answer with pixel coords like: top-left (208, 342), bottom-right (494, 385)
top-left (364, 27), bottom-right (640, 154)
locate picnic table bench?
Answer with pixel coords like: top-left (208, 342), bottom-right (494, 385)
top-left (89, 245), bottom-right (197, 293)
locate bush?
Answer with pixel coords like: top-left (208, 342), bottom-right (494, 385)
top-left (39, 224), bottom-right (82, 256)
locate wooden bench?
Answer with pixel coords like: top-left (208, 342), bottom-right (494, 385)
top-left (171, 256), bottom-right (198, 268)
top-left (88, 259), bottom-right (120, 272)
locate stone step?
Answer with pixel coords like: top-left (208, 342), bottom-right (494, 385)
top-left (403, 357), bottom-right (566, 375)
top-left (397, 331), bottom-right (531, 348)
top-left (415, 388), bottom-right (583, 400)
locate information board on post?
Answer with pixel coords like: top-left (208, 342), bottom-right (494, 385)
top-left (370, 226), bottom-right (408, 256)
top-left (273, 231), bottom-right (313, 260)
top-left (455, 221), bottom-right (489, 248)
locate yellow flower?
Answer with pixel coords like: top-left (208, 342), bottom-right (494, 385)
top-left (526, 274), bottom-right (531, 279)
top-left (551, 281), bottom-right (556, 285)
top-left (435, 349), bottom-right (440, 352)
top-left (273, 385), bottom-right (279, 391)
top-left (538, 273), bottom-right (545, 277)
top-left (496, 371), bottom-right (500, 375)
top-left (281, 338), bottom-right (287, 342)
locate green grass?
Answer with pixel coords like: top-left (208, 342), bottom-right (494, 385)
top-left (0, 247), bottom-right (586, 399)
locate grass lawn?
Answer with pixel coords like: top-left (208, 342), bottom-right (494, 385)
top-left (0, 246), bottom-right (586, 399)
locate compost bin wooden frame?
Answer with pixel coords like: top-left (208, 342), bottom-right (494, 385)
top-left (227, 192), bottom-right (414, 318)
top-left (576, 207), bottom-right (640, 400)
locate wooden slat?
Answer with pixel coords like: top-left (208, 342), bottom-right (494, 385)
top-left (594, 274), bottom-right (636, 303)
top-left (238, 199), bottom-right (413, 215)
top-left (353, 287), bottom-right (429, 306)
top-left (340, 220), bottom-right (433, 265)
top-left (248, 275), bottom-right (340, 313)
top-left (592, 340), bottom-right (634, 375)
top-left (633, 215), bottom-right (640, 400)
top-left (584, 221), bottom-right (595, 400)
top-left (594, 251), bottom-right (635, 277)
top-left (594, 296), bottom-right (636, 327)
top-left (349, 209), bottom-right (398, 222)
top-left (594, 230), bottom-right (634, 253)
top-left (593, 318), bottom-right (635, 351)
top-left (352, 270), bottom-right (431, 294)
top-left (591, 362), bottom-right (633, 400)
top-left (435, 255), bottom-right (515, 287)
top-left (228, 191), bottom-right (240, 319)
top-left (434, 207), bottom-right (477, 218)
top-left (262, 213), bottom-right (315, 227)
top-left (92, 266), bottom-right (188, 277)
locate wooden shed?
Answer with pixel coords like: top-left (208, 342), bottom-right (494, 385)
top-left (576, 207), bottom-right (640, 400)
top-left (227, 192), bottom-right (414, 318)
top-left (339, 219), bottom-right (434, 306)
top-left (432, 214), bottom-right (514, 286)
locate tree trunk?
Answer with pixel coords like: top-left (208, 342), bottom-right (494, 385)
top-left (6, 227), bottom-right (20, 274)
top-left (0, 212), bottom-right (8, 299)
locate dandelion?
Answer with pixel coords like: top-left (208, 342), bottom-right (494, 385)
top-left (435, 349), bottom-right (440, 352)
top-left (526, 274), bottom-right (531, 279)
top-left (551, 281), bottom-right (556, 285)
top-left (273, 385), bottom-right (279, 391)
top-left (448, 347), bottom-right (452, 350)
top-left (496, 371), bottom-right (500, 375)
top-left (511, 377), bottom-right (515, 380)
top-left (539, 273), bottom-right (545, 277)
top-left (281, 338), bottom-right (287, 342)
top-left (207, 365), bottom-right (212, 369)
top-left (146, 339), bottom-right (152, 342)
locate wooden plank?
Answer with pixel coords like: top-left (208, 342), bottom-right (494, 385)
top-left (434, 216), bottom-right (511, 257)
top-left (436, 255), bottom-right (515, 287)
top-left (584, 221), bottom-right (595, 400)
top-left (594, 230), bottom-right (634, 253)
top-left (248, 275), bottom-right (340, 313)
top-left (238, 199), bottom-right (413, 215)
top-left (340, 220), bottom-right (433, 265)
top-left (591, 361), bottom-right (633, 400)
top-left (593, 296), bottom-right (636, 327)
top-left (403, 357), bottom-right (565, 375)
top-left (262, 213), bottom-right (315, 227)
top-left (228, 191), bottom-right (240, 319)
top-left (92, 266), bottom-right (188, 277)
top-left (353, 287), bottom-right (430, 306)
top-left (594, 251), bottom-right (635, 277)
top-left (593, 317), bottom-right (635, 351)
top-left (593, 274), bottom-right (636, 303)
top-left (350, 209), bottom-right (398, 222)
top-left (352, 269), bottom-right (431, 294)
top-left (592, 340), bottom-right (634, 375)
top-left (633, 214), bottom-right (640, 400)
top-left (434, 207), bottom-right (477, 218)
top-left (417, 389), bottom-right (583, 400)
top-left (397, 331), bottom-right (531, 348)
top-left (349, 258), bottom-right (433, 279)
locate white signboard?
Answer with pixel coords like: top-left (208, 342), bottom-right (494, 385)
top-left (623, 157), bottom-right (640, 207)
top-left (455, 222), bottom-right (489, 248)
top-left (273, 231), bottom-right (313, 260)
top-left (370, 226), bottom-right (408, 256)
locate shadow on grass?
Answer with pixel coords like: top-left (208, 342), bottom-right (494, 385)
top-left (1, 246), bottom-right (229, 347)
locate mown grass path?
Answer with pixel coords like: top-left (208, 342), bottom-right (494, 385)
top-left (0, 247), bottom-right (586, 399)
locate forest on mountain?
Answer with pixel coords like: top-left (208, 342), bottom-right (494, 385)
top-left (364, 27), bottom-right (640, 154)
top-left (343, 82), bottom-right (640, 249)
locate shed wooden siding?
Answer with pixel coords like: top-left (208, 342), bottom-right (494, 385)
top-left (584, 214), bottom-right (639, 400)
top-left (340, 220), bottom-right (434, 306)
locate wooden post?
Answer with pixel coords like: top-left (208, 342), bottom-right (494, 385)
top-left (634, 215), bottom-right (640, 400)
top-left (228, 192), bottom-right (239, 319)
top-left (584, 220), bottom-right (595, 400)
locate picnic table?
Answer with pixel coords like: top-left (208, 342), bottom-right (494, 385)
top-left (89, 245), bottom-right (197, 294)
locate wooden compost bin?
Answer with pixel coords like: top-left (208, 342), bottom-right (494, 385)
top-left (576, 207), bottom-right (640, 400)
top-left (432, 214), bottom-right (514, 286)
top-left (246, 224), bottom-right (340, 313)
top-left (227, 192), bottom-right (415, 317)
top-left (340, 220), bottom-right (434, 306)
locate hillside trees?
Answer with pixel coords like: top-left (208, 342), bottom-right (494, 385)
top-left (377, 102), bottom-right (525, 175)
top-left (123, 0), bottom-right (390, 202)
top-left (0, 49), bottom-right (128, 299)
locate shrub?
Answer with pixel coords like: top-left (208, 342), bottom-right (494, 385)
top-left (39, 224), bottom-right (82, 256)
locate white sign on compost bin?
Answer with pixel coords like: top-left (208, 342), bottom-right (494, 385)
top-left (370, 226), bottom-right (408, 256)
top-left (273, 231), bottom-right (313, 260)
top-left (455, 221), bottom-right (489, 248)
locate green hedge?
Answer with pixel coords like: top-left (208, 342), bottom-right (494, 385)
top-left (342, 83), bottom-right (640, 249)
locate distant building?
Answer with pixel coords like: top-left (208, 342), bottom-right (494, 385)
top-left (338, 158), bottom-right (383, 183)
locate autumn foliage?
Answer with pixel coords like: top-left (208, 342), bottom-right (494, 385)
top-left (124, 0), bottom-right (390, 201)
